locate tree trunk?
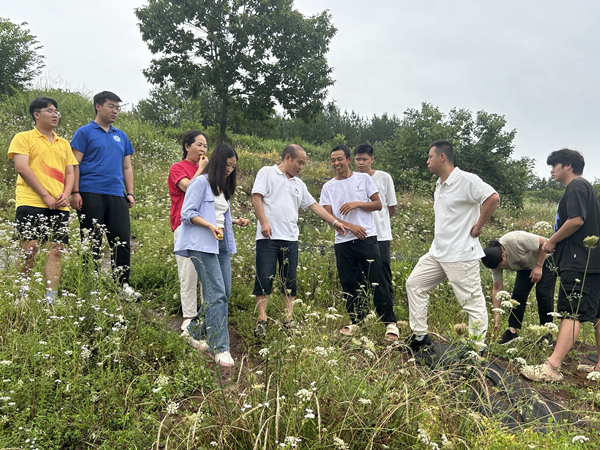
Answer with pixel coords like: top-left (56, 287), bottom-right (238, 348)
top-left (218, 97), bottom-right (228, 143)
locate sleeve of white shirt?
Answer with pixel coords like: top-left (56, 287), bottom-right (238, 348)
top-left (319, 182), bottom-right (332, 207)
top-left (299, 181), bottom-right (317, 210)
top-left (252, 166), bottom-right (269, 196)
top-left (470, 175), bottom-right (498, 205)
top-left (384, 172), bottom-right (397, 207)
top-left (364, 174), bottom-right (379, 198)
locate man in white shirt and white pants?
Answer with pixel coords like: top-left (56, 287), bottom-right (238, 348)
top-left (406, 140), bottom-right (499, 351)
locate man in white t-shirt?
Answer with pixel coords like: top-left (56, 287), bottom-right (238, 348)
top-left (320, 145), bottom-right (398, 339)
top-left (406, 140), bottom-right (499, 351)
top-left (354, 144), bottom-right (399, 339)
top-left (252, 144), bottom-right (346, 338)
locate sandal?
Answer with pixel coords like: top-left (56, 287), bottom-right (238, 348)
top-left (254, 320), bottom-right (267, 339)
top-left (577, 364), bottom-right (597, 373)
top-left (386, 323), bottom-right (399, 341)
top-left (520, 361), bottom-right (564, 383)
top-left (339, 324), bottom-right (359, 336)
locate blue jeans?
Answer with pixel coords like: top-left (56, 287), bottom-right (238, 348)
top-left (187, 233), bottom-right (231, 353)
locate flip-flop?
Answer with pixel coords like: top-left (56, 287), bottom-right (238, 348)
top-left (386, 323), bottom-right (399, 341)
top-left (577, 364), bottom-right (596, 373)
top-left (339, 324), bottom-right (359, 336)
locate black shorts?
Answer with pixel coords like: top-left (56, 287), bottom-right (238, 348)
top-left (556, 270), bottom-right (600, 322)
top-left (15, 205), bottom-right (70, 244)
top-left (253, 240), bottom-right (298, 296)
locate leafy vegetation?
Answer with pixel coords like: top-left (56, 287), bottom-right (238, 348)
top-left (0, 18), bottom-right (45, 95)
top-left (1, 89), bottom-right (599, 448)
top-left (135, 0), bottom-right (336, 142)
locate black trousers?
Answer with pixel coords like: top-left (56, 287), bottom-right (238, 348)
top-left (508, 259), bottom-right (556, 329)
top-left (334, 236), bottom-right (396, 324)
top-left (79, 192), bottom-right (131, 285)
top-left (378, 240), bottom-right (395, 305)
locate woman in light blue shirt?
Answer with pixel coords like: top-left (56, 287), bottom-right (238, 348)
top-left (174, 143), bottom-right (248, 367)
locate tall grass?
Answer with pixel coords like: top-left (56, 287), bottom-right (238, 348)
top-left (0, 90), bottom-right (598, 448)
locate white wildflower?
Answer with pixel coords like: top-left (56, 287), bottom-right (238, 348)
top-left (166, 401), bottom-right (179, 415)
top-left (586, 371), bottom-right (600, 381)
top-left (572, 435), bottom-right (589, 444)
top-left (495, 290), bottom-right (512, 302)
top-left (80, 346), bottom-right (92, 360)
top-left (358, 398), bottom-right (372, 405)
top-left (284, 436), bottom-right (302, 447)
top-left (304, 408), bottom-right (315, 419)
top-left (295, 389), bottom-right (313, 402)
top-left (258, 348), bottom-right (269, 357)
top-left (333, 437), bottom-right (350, 450)
top-left (313, 347), bottom-right (328, 357)
top-left (514, 357), bottom-right (527, 366)
top-left (155, 374), bottom-right (169, 388)
top-left (544, 322), bottom-right (559, 333)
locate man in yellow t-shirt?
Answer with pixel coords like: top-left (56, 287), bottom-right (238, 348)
top-left (7, 96), bottom-right (78, 302)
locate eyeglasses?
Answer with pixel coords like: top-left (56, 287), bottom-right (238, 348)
top-left (40, 108), bottom-right (61, 117)
top-left (105, 104), bottom-right (120, 111)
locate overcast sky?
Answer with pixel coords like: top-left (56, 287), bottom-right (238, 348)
top-left (4, 0), bottom-right (600, 180)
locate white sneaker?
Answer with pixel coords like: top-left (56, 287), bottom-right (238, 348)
top-left (180, 329), bottom-right (208, 351)
top-left (122, 283), bottom-right (141, 302)
top-left (214, 351), bottom-right (235, 367)
top-left (181, 318), bottom-right (192, 331)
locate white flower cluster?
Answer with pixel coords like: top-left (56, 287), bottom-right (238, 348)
top-left (333, 437), bottom-right (350, 450)
top-left (532, 221), bottom-right (553, 236)
top-left (495, 290), bottom-right (512, 302)
top-left (586, 371), bottom-right (600, 381)
top-left (295, 389), bottom-right (313, 402)
top-left (572, 435), bottom-right (589, 444)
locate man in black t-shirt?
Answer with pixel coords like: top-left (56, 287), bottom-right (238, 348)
top-left (521, 149), bottom-right (600, 382)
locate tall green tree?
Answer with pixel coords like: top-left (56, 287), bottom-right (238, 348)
top-left (0, 18), bottom-right (45, 95)
top-left (135, 0), bottom-right (336, 142)
top-left (379, 102), bottom-right (534, 207)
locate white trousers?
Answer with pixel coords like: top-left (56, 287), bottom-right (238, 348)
top-left (406, 252), bottom-right (488, 343)
top-left (174, 226), bottom-right (202, 317)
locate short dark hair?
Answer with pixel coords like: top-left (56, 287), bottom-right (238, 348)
top-left (353, 144), bottom-right (374, 157)
top-left (204, 143), bottom-right (238, 201)
top-left (331, 144), bottom-right (351, 158)
top-left (93, 91), bottom-right (122, 114)
top-left (430, 140), bottom-right (454, 164)
top-left (181, 130), bottom-right (208, 160)
top-left (282, 144), bottom-right (303, 160)
top-left (29, 96), bottom-right (58, 121)
top-left (546, 148), bottom-right (585, 175)
top-left (481, 240), bottom-right (503, 269)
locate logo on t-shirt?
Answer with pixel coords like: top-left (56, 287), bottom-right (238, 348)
top-left (113, 135), bottom-right (121, 143)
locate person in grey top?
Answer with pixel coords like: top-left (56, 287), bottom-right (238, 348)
top-left (482, 231), bottom-right (556, 345)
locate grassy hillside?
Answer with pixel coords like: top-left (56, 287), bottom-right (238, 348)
top-left (0, 90), bottom-right (598, 448)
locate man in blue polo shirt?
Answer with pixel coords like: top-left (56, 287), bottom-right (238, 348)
top-left (70, 91), bottom-right (137, 295)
